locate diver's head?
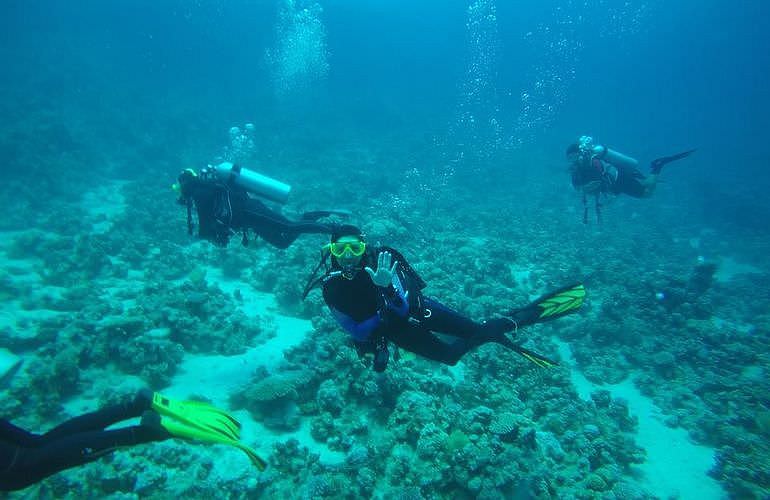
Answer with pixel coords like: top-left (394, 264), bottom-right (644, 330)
top-left (566, 143), bottom-right (581, 165)
top-left (174, 168), bottom-right (198, 201)
top-left (328, 224), bottom-right (365, 279)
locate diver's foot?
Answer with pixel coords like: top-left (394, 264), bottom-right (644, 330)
top-left (140, 410), bottom-right (172, 439)
top-left (125, 388), bottom-right (155, 415)
top-left (477, 317), bottom-right (517, 344)
top-left (134, 388), bottom-right (154, 410)
top-left (140, 409), bottom-right (160, 428)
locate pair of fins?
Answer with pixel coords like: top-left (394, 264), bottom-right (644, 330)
top-left (150, 393), bottom-right (267, 471)
top-left (498, 283), bottom-right (586, 368)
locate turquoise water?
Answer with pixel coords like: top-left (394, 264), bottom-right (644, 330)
top-left (1, 1), bottom-right (769, 498)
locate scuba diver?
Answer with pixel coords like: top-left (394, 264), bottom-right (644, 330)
top-left (567, 135), bottom-right (695, 223)
top-left (302, 225), bottom-right (586, 372)
top-left (175, 162), bottom-right (350, 248)
top-left (1, 390), bottom-right (265, 491)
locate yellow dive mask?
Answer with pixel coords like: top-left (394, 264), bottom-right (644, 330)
top-left (327, 240), bottom-right (366, 258)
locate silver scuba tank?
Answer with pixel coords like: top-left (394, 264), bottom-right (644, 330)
top-left (601, 147), bottom-right (639, 170)
top-left (212, 162), bottom-right (291, 204)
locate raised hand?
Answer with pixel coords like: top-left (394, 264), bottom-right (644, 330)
top-left (365, 251), bottom-right (398, 287)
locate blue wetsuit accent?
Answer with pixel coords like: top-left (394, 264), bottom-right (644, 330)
top-left (328, 285), bottom-right (408, 342)
top-left (329, 307), bottom-right (380, 342)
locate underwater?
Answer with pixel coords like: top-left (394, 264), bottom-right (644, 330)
top-left (1, 0), bottom-right (769, 498)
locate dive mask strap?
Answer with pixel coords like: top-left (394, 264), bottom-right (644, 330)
top-left (301, 251), bottom-right (331, 300)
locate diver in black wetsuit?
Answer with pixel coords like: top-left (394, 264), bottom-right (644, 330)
top-left (303, 225), bottom-right (586, 372)
top-left (0, 392), bottom-right (169, 491)
top-left (176, 164), bottom-right (349, 249)
top-left (567, 135), bottom-right (695, 223)
top-left (1, 389), bottom-right (265, 491)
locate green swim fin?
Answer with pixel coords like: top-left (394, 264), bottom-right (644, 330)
top-left (509, 283), bottom-right (586, 328)
top-left (492, 335), bottom-right (560, 368)
top-left (487, 283), bottom-right (584, 368)
top-left (152, 393), bottom-right (241, 441)
top-left (159, 416), bottom-right (268, 471)
top-left (151, 393), bottom-right (268, 470)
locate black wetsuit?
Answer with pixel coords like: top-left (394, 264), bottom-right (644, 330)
top-left (322, 248), bottom-right (508, 367)
top-left (0, 398), bottom-right (168, 491)
top-left (571, 158), bottom-right (647, 198)
top-left (182, 177), bottom-right (334, 249)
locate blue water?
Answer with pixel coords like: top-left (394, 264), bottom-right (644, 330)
top-left (1, 1), bottom-right (769, 498)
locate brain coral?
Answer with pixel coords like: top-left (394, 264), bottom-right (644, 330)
top-left (248, 375), bottom-right (299, 402)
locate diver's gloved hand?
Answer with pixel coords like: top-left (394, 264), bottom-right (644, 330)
top-left (373, 336), bottom-right (390, 372)
top-left (365, 251), bottom-right (398, 287)
top-left (352, 336), bottom-right (389, 372)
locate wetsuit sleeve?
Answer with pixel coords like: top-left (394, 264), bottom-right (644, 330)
top-left (328, 306), bottom-right (381, 342)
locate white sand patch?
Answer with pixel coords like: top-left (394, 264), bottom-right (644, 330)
top-left (556, 341), bottom-right (726, 500)
top-left (81, 180), bottom-right (130, 234)
top-left (159, 273), bottom-right (345, 466)
top-left (206, 268), bottom-right (283, 318)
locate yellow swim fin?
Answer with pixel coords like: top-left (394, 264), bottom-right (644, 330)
top-left (151, 393), bottom-right (267, 471)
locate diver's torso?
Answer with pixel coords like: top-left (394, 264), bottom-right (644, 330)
top-left (322, 268), bottom-right (382, 322)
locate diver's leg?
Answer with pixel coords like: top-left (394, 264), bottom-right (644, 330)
top-left (40, 392), bottom-right (152, 443)
top-left (244, 213), bottom-right (296, 249)
top-left (385, 298), bottom-right (515, 365)
top-left (419, 298), bottom-right (486, 339)
top-left (3, 425), bottom-right (168, 491)
top-left (385, 324), bottom-right (472, 365)
top-left (0, 419), bottom-right (40, 447)
top-left (247, 215), bottom-right (333, 249)
top-left (419, 298), bottom-right (516, 339)
top-left (640, 175), bottom-right (658, 197)
top-left (616, 170), bottom-right (654, 198)
top-left (240, 205), bottom-right (332, 249)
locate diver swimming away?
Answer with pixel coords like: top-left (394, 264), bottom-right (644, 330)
top-left (567, 135), bottom-right (695, 223)
top-left (175, 162), bottom-right (350, 248)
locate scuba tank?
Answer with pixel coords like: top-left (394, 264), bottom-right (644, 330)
top-left (212, 162), bottom-right (291, 204)
top-left (601, 147), bottom-right (639, 170)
